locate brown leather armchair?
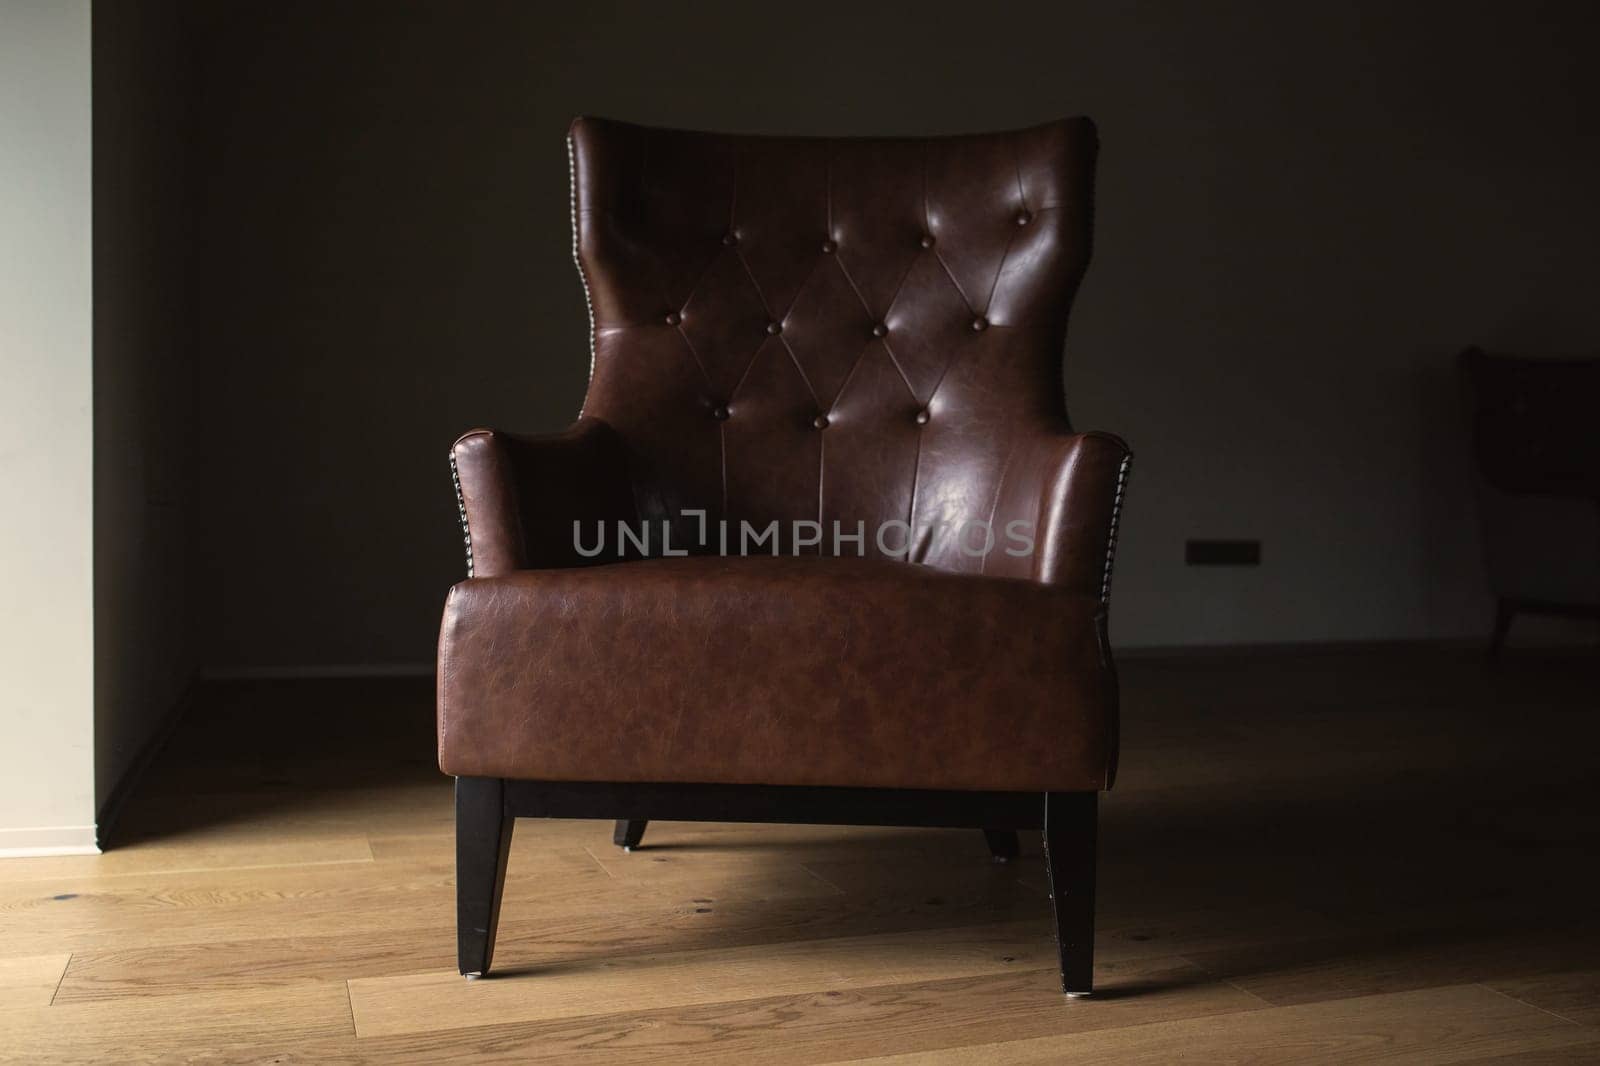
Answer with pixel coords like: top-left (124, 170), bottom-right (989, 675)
top-left (1459, 347), bottom-right (1600, 651)
top-left (439, 117), bottom-right (1132, 997)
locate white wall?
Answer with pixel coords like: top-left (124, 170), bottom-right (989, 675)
top-left (0, 0), bottom-right (97, 854)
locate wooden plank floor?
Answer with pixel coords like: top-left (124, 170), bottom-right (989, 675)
top-left (2, 649), bottom-right (1598, 1063)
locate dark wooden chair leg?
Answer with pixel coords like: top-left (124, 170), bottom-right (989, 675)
top-left (983, 828), bottom-right (1020, 863)
top-left (1489, 599), bottom-right (1514, 657)
top-left (456, 776), bottom-right (514, 978)
top-left (613, 819), bottom-right (647, 850)
top-left (1042, 791), bottom-right (1097, 997)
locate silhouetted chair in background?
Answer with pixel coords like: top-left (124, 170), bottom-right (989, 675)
top-left (1460, 347), bottom-right (1600, 653)
top-left (439, 117), bottom-right (1132, 996)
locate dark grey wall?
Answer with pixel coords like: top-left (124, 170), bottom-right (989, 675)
top-left (174, 0), bottom-right (1599, 669)
top-left (93, 0), bottom-right (201, 811)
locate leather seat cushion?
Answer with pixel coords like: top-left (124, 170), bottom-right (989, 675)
top-left (437, 556), bottom-right (1116, 793)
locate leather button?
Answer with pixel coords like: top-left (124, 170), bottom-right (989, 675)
top-left (1016, 210), bottom-right (1033, 226)
top-left (766, 321), bottom-right (783, 336)
top-left (665, 311), bottom-right (681, 326)
top-left (722, 232), bottom-right (739, 246)
top-left (971, 317), bottom-right (989, 331)
top-left (711, 404), bottom-right (730, 421)
top-left (871, 323), bottom-right (888, 338)
top-left (812, 414), bottom-right (830, 430)
top-left (915, 409), bottom-right (930, 426)
top-left (821, 239), bottom-right (837, 254)
top-left (920, 234), bottom-right (936, 248)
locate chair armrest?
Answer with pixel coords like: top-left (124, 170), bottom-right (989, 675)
top-left (449, 417), bottom-right (635, 577)
top-left (990, 431), bottom-right (1132, 598)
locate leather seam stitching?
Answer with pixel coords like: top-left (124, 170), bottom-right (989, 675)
top-left (873, 339), bottom-right (921, 404)
top-left (673, 319), bottom-right (717, 391)
top-left (1012, 130), bottom-right (1030, 212)
top-left (437, 612), bottom-right (451, 768)
top-left (436, 583), bottom-right (475, 773)
top-left (869, 246), bottom-right (933, 401)
top-left (825, 139), bottom-right (833, 235)
top-left (827, 250), bottom-right (912, 409)
top-left (979, 438), bottom-right (1022, 577)
top-left (728, 245), bottom-right (822, 407)
top-left (776, 334), bottom-right (821, 405)
top-left (667, 240), bottom-right (738, 391)
top-left (921, 140), bottom-right (931, 233)
top-left (929, 247), bottom-right (976, 315)
top-left (817, 432), bottom-right (826, 529)
top-left (728, 140), bottom-right (739, 232)
top-left (905, 420), bottom-right (925, 561)
top-left (981, 223), bottom-right (1021, 315)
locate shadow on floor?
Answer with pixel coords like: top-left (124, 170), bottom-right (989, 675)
top-left (107, 647), bottom-right (1600, 995)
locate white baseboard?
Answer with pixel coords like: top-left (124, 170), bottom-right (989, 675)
top-left (0, 824), bottom-right (100, 857)
top-left (202, 662), bottom-right (434, 681)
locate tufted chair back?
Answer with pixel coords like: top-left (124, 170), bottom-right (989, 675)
top-left (569, 117), bottom-right (1097, 573)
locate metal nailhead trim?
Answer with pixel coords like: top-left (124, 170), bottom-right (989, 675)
top-left (1099, 452), bottom-right (1132, 603)
top-left (567, 133), bottom-right (598, 387)
top-left (449, 449), bottom-right (474, 579)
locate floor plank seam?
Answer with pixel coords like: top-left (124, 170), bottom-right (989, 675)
top-left (1217, 975), bottom-right (1276, 1008)
top-left (579, 845), bottom-right (622, 879)
top-left (795, 862), bottom-right (851, 894)
top-left (1172, 956), bottom-right (1276, 1008)
top-left (0, 856), bottom-right (382, 885)
top-left (350, 964), bottom-right (1087, 1045)
top-left (48, 952), bottom-right (72, 1006)
top-left (795, 862), bottom-right (847, 893)
top-left (343, 978), bottom-right (359, 1037)
top-left (1477, 982), bottom-right (1596, 1030)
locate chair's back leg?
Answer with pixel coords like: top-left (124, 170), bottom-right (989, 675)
top-left (456, 776), bottom-right (514, 978)
top-left (1490, 599), bottom-right (1515, 657)
top-left (983, 829), bottom-right (1020, 862)
top-left (613, 819), bottom-right (648, 850)
top-left (1043, 791), bottom-right (1098, 996)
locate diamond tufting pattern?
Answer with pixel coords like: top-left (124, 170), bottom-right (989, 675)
top-left (571, 117), bottom-right (1103, 571)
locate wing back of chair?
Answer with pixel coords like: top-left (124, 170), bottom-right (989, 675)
top-left (569, 117), bottom-right (1098, 572)
top-left (1459, 347), bottom-right (1600, 607)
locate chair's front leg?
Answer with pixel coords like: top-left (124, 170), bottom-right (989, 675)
top-left (1043, 791), bottom-right (1098, 996)
top-left (456, 776), bottom-right (514, 978)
